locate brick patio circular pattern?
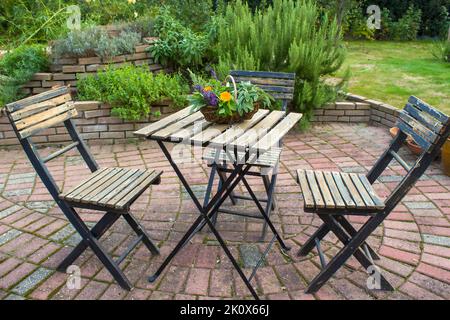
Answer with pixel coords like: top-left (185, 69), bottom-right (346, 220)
top-left (0, 123), bottom-right (449, 300)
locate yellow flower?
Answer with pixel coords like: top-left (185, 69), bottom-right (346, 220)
top-left (204, 86), bottom-right (212, 92)
top-left (220, 91), bottom-right (232, 102)
top-left (128, 0), bottom-right (136, 4)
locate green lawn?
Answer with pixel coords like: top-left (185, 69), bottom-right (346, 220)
top-left (340, 40), bottom-right (450, 115)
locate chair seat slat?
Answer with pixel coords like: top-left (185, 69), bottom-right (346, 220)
top-left (323, 171), bottom-right (346, 209)
top-left (332, 172), bottom-right (356, 209)
top-left (86, 169), bottom-right (141, 204)
top-left (358, 175), bottom-right (384, 209)
top-left (115, 171), bottom-right (162, 209)
top-left (70, 168), bottom-right (123, 202)
top-left (315, 171), bottom-right (335, 209)
top-left (297, 170), bottom-right (315, 209)
top-left (305, 170), bottom-right (325, 209)
top-left (340, 173), bottom-right (366, 208)
top-left (60, 168), bottom-right (109, 199)
top-left (107, 170), bottom-right (156, 208)
top-left (349, 173), bottom-right (376, 209)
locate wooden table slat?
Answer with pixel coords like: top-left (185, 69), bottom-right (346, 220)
top-left (170, 119), bottom-right (212, 141)
top-left (231, 110), bottom-right (285, 149)
top-left (208, 109), bottom-right (270, 148)
top-left (134, 107), bottom-right (192, 137)
top-left (250, 112), bottom-right (302, 152)
top-left (151, 112), bottom-right (204, 140)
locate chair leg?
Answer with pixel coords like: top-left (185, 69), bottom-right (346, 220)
top-left (217, 168), bottom-right (238, 205)
top-left (57, 212), bottom-right (120, 272)
top-left (262, 174), bottom-right (276, 211)
top-left (334, 215), bottom-right (380, 260)
top-left (297, 223), bottom-right (330, 257)
top-left (123, 213), bottom-right (159, 255)
top-left (306, 215), bottom-right (393, 294)
top-left (88, 235), bottom-right (133, 290)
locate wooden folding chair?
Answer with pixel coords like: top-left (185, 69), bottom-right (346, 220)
top-left (296, 96), bottom-right (450, 293)
top-left (203, 70), bottom-right (296, 240)
top-left (4, 86), bottom-right (162, 290)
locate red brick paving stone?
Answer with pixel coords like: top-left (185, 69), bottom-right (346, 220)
top-left (15, 237), bottom-right (49, 259)
top-left (195, 245), bottom-right (219, 269)
top-left (74, 280), bottom-right (109, 300)
top-left (400, 281), bottom-right (443, 300)
top-left (0, 262), bottom-right (36, 290)
top-left (416, 263), bottom-right (450, 283)
top-left (51, 278), bottom-right (89, 300)
top-left (378, 246), bottom-right (420, 265)
top-left (423, 244), bottom-right (450, 258)
top-left (27, 242), bottom-right (61, 264)
top-left (150, 291), bottom-right (174, 300)
top-left (174, 293), bottom-right (197, 300)
top-left (255, 267), bottom-right (284, 295)
top-left (184, 268), bottom-right (210, 296)
top-left (382, 237), bottom-right (421, 254)
top-left (274, 264), bottom-right (306, 291)
top-left (0, 233), bottom-right (34, 254)
top-left (99, 284), bottom-right (128, 300)
top-left (0, 257), bottom-right (22, 277)
top-left (421, 225), bottom-right (450, 237)
top-left (421, 253), bottom-right (450, 271)
top-left (41, 246), bottom-right (73, 269)
top-left (329, 278), bottom-right (373, 300)
top-left (172, 243), bottom-right (199, 267)
top-left (266, 292), bottom-right (290, 300)
top-left (125, 288), bottom-right (152, 300)
top-left (408, 272), bottom-right (450, 299)
top-left (209, 269), bottom-right (233, 298)
top-left (314, 284), bottom-right (345, 300)
top-left (29, 272), bottom-right (67, 300)
top-left (158, 266), bottom-right (189, 293)
top-left (290, 290), bottom-right (316, 300)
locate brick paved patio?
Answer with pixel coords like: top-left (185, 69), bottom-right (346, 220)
top-left (0, 123), bottom-right (449, 300)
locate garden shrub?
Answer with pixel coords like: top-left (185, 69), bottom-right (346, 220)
top-left (215, 0), bottom-right (347, 124)
top-left (387, 5), bottom-right (422, 41)
top-left (149, 9), bottom-right (211, 71)
top-left (52, 27), bottom-right (142, 59)
top-left (0, 45), bottom-right (49, 107)
top-left (77, 64), bottom-right (189, 121)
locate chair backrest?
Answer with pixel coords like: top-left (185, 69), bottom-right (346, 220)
top-left (367, 96), bottom-right (450, 212)
top-left (4, 86), bottom-right (98, 200)
top-left (229, 70), bottom-right (296, 111)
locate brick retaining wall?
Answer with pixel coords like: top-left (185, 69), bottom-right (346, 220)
top-left (21, 37), bottom-right (164, 97)
top-left (312, 93), bottom-right (400, 128)
top-left (0, 100), bottom-right (177, 147)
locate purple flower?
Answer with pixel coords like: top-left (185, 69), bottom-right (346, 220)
top-left (203, 91), bottom-right (218, 107)
top-left (193, 84), bottom-right (203, 92)
top-left (210, 68), bottom-right (219, 81)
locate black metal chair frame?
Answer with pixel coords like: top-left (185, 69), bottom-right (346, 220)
top-left (203, 70), bottom-right (296, 240)
top-left (5, 87), bottom-right (160, 290)
top-left (298, 96), bottom-right (450, 293)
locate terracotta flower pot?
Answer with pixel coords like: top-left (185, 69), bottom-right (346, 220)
top-left (442, 138), bottom-right (450, 177)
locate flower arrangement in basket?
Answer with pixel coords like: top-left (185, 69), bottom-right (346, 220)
top-left (188, 74), bottom-right (275, 124)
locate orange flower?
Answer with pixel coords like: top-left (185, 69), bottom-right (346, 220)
top-left (220, 91), bottom-right (232, 102)
top-left (204, 86), bottom-right (212, 92)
